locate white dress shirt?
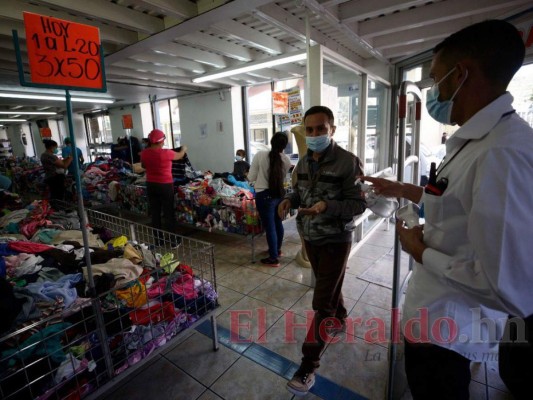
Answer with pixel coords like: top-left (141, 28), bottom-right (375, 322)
top-left (404, 93), bottom-right (533, 360)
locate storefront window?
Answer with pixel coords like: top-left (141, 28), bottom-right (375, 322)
top-left (322, 59), bottom-right (361, 154)
top-left (84, 112), bottom-right (112, 159)
top-left (170, 98), bottom-right (181, 147)
top-left (367, 79), bottom-right (388, 175)
top-left (246, 83), bottom-right (273, 161)
top-left (156, 100), bottom-right (172, 148)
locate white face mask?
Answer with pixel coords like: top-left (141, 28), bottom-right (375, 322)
top-left (235, 156), bottom-right (243, 161)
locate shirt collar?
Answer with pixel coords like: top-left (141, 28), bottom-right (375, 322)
top-left (446, 92), bottom-right (514, 151)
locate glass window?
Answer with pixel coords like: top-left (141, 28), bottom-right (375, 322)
top-left (246, 83), bottom-right (273, 161)
top-left (170, 98), bottom-right (181, 147)
top-left (366, 79), bottom-right (388, 175)
top-left (84, 112), bottom-right (112, 159)
top-left (508, 63), bottom-right (533, 128)
top-left (156, 100), bottom-right (172, 148)
top-left (322, 59), bottom-right (362, 154)
top-left (140, 102), bottom-right (153, 138)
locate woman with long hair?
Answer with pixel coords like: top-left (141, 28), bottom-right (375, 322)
top-left (248, 132), bottom-right (291, 267)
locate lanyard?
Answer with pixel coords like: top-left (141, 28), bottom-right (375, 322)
top-left (436, 110), bottom-right (515, 177)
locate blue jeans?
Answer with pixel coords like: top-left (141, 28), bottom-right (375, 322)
top-left (255, 190), bottom-right (283, 259)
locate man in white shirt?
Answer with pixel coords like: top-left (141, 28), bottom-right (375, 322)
top-left (364, 20), bottom-right (531, 399)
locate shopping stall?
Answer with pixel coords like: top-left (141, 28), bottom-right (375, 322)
top-left (0, 200), bottom-right (219, 400)
top-left (117, 175), bottom-right (265, 261)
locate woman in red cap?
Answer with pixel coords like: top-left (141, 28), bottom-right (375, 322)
top-left (140, 129), bottom-right (187, 240)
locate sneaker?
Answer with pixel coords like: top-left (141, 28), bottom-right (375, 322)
top-left (278, 250), bottom-right (284, 257)
top-left (260, 257), bottom-right (280, 267)
top-left (287, 370), bottom-right (315, 396)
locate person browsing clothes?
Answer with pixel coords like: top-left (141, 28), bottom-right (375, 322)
top-left (362, 20), bottom-right (530, 399)
top-left (233, 149), bottom-right (250, 181)
top-left (62, 137), bottom-right (84, 176)
top-left (278, 105), bottom-right (366, 397)
top-left (140, 129), bottom-right (187, 236)
top-left (247, 133), bottom-right (291, 267)
top-left (41, 139), bottom-right (73, 201)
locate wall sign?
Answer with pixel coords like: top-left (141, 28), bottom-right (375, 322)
top-left (23, 12), bottom-right (103, 89)
top-left (122, 114), bottom-right (133, 129)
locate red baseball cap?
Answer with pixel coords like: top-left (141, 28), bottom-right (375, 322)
top-left (148, 129), bottom-right (165, 144)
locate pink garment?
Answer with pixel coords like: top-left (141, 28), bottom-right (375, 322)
top-left (8, 241), bottom-right (54, 253)
top-left (147, 276), bottom-right (168, 299)
top-left (172, 274), bottom-right (197, 300)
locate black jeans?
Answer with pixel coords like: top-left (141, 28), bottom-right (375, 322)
top-left (300, 240), bottom-right (351, 372)
top-left (404, 340), bottom-right (471, 400)
top-left (499, 315), bottom-right (533, 399)
top-left (146, 182), bottom-right (176, 233)
top-left (46, 174), bottom-right (66, 201)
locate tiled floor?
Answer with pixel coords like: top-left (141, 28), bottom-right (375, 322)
top-left (96, 215), bottom-right (514, 400)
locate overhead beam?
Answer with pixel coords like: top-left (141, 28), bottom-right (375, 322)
top-left (106, 66), bottom-right (218, 88)
top-left (123, 0), bottom-right (197, 19)
top-left (105, 77), bottom-right (202, 92)
top-left (382, 39), bottom-right (442, 59)
top-left (33, 0), bottom-right (164, 34)
top-left (105, 0), bottom-right (274, 64)
top-left (358, 0), bottom-right (532, 38)
top-left (132, 52), bottom-right (207, 73)
top-left (151, 42), bottom-right (230, 68)
top-left (0, 1), bottom-right (138, 45)
top-left (112, 60), bottom-right (192, 77)
top-left (340, 0), bottom-right (428, 23)
top-left (304, 0), bottom-right (388, 63)
top-left (372, 7), bottom-right (519, 50)
top-left (178, 32), bottom-right (258, 62)
top-left (213, 19), bottom-right (289, 55)
top-left (253, 4), bottom-right (364, 66)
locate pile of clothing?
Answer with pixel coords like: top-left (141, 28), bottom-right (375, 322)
top-left (0, 212), bottom-right (217, 400)
top-left (82, 159), bottom-right (138, 204)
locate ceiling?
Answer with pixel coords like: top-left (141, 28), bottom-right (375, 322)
top-left (0, 0), bottom-right (531, 123)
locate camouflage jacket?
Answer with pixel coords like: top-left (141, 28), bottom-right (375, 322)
top-left (286, 140), bottom-right (366, 244)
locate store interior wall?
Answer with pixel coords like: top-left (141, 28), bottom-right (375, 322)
top-left (6, 124), bottom-right (31, 158)
top-left (108, 105), bottom-right (144, 143)
top-left (178, 89), bottom-right (239, 173)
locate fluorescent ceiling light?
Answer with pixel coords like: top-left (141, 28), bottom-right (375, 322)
top-left (192, 52), bottom-right (306, 83)
top-left (0, 111), bottom-right (57, 115)
top-left (0, 93), bottom-right (114, 104)
top-left (0, 119), bottom-right (27, 122)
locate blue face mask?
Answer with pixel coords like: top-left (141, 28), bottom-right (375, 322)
top-left (235, 156), bottom-right (243, 161)
top-left (53, 148), bottom-right (59, 154)
top-left (426, 67), bottom-right (468, 125)
top-left (306, 135), bottom-right (331, 153)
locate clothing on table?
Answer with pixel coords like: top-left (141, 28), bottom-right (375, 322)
top-left (171, 153), bottom-right (198, 183)
top-left (284, 139), bottom-right (365, 373)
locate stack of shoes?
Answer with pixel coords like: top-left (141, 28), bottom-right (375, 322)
top-left (287, 369), bottom-right (316, 396)
top-left (260, 257), bottom-right (280, 267)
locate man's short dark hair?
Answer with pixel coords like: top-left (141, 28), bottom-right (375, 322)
top-left (64, 137), bottom-right (71, 145)
top-left (304, 106), bottom-right (335, 126)
top-left (434, 19), bottom-right (525, 88)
